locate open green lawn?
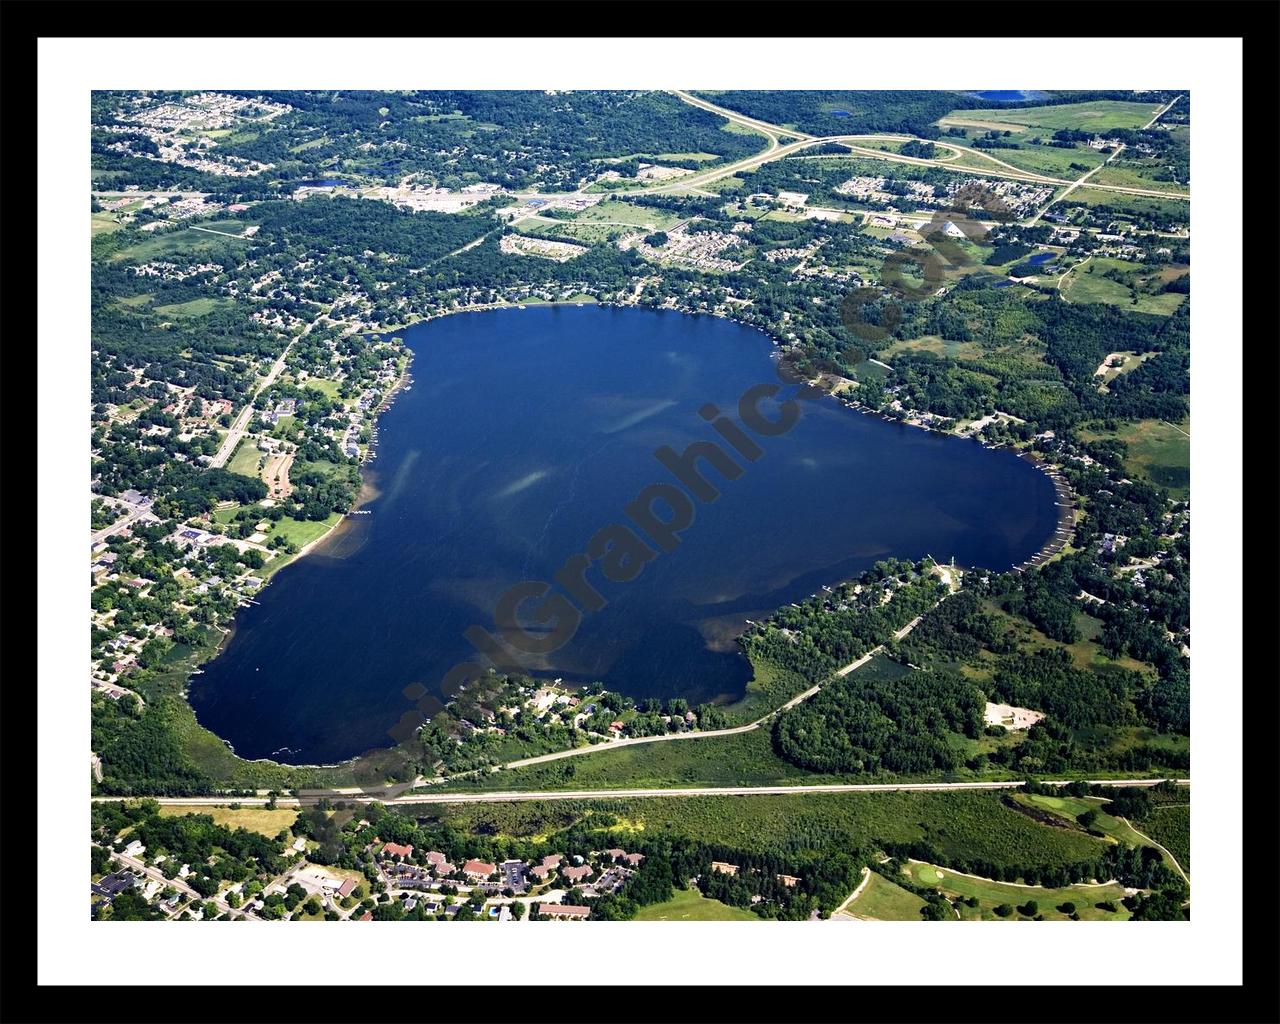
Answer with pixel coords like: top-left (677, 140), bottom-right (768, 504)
top-left (153, 297), bottom-right (234, 319)
top-left (1076, 417), bottom-right (1190, 499)
top-left (264, 513), bottom-right (343, 549)
top-left (301, 377), bottom-right (345, 401)
top-left (941, 100), bottom-right (1164, 133)
top-left (226, 439), bottom-right (264, 477)
top-left (632, 887), bottom-right (760, 921)
top-left (902, 861), bottom-right (1131, 920)
top-left (845, 871), bottom-right (927, 920)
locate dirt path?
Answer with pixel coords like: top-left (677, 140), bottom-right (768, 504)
top-left (262, 451), bottom-right (294, 498)
top-left (831, 866), bottom-right (872, 919)
top-left (1118, 817), bottom-right (1190, 884)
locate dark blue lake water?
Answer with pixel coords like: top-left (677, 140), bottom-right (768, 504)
top-left (968, 90), bottom-right (1049, 103)
top-left (189, 306), bottom-right (1058, 764)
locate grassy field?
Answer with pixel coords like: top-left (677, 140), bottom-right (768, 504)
top-left (157, 805), bottom-right (298, 837)
top-left (226, 439), bottom-right (264, 477)
top-left (1061, 257), bottom-right (1188, 316)
top-left (1139, 805), bottom-right (1190, 873)
top-left (444, 726), bottom-right (817, 793)
top-left (901, 861), bottom-right (1132, 920)
top-left (1077, 417), bottom-right (1190, 499)
top-left (572, 200), bottom-right (682, 229)
top-left (880, 335), bottom-right (987, 362)
top-left (654, 152), bottom-right (720, 163)
top-left (844, 871), bottom-right (927, 920)
top-left (108, 225), bottom-right (248, 263)
top-left (153, 297), bottom-right (234, 319)
top-left (632, 887), bottom-right (761, 921)
top-left (301, 377), bottom-right (345, 401)
top-left (92, 211), bottom-right (128, 236)
top-left (415, 791), bottom-right (1112, 870)
top-left (940, 100), bottom-right (1164, 133)
top-left (1062, 187), bottom-right (1189, 224)
top-left (265, 513), bottom-right (343, 549)
top-left (1089, 161), bottom-right (1188, 195)
top-left (1013, 793), bottom-right (1186, 879)
top-left (951, 141), bottom-right (1106, 180)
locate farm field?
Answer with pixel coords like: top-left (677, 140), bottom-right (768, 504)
top-left (940, 100), bottom-right (1164, 133)
top-left (844, 871), bottom-right (927, 920)
top-left (1077, 417), bottom-right (1190, 499)
top-left (902, 861), bottom-right (1132, 920)
top-left (632, 887), bottom-right (761, 921)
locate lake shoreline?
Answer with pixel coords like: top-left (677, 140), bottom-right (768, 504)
top-left (186, 303), bottom-right (1065, 770)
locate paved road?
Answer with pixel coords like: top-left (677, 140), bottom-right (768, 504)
top-left (209, 311), bottom-right (331, 470)
top-left (105, 847), bottom-right (253, 919)
top-left (90, 498), bottom-right (157, 544)
top-left (97, 777), bottom-right (1190, 808)
top-left (660, 92), bottom-right (1189, 204)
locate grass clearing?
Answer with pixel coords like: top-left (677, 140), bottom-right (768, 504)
top-left (940, 100), bottom-right (1164, 133)
top-left (632, 886), bottom-right (760, 921)
top-left (1077, 417), bottom-right (1190, 499)
top-left (226, 439), bottom-right (264, 477)
top-left (157, 804), bottom-right (298, 837)
top-left (110, 226), bottom-right (247, 264)
top-left (153, 297), bottom-right (234, 318)
top-left (846, 871), bottom-right (927, 920)
top-left (1060, 257), bottom-right (1188, 316)
top-left (446, 726), bottom-right (816, 793)
top-left (571, 200), bottom-right (682, 229)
